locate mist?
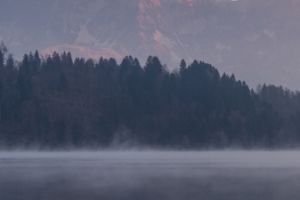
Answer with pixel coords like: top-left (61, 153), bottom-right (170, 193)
top-left (2, 0), bottom-right (300, 198)
top-left (1, 151), bottom-right (300, 200)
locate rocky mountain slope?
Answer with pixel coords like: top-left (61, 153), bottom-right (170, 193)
top-left (1, 0), bottom-right (300, 89)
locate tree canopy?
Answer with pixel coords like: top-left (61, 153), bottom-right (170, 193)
top-left (0, 47), bottom-right (298, 149)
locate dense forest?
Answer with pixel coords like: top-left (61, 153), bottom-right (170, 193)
top-left (0, 43), bottom-right (300, 149)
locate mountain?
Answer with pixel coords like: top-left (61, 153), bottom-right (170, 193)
top-left (1, 0), bottom-right (300, 89)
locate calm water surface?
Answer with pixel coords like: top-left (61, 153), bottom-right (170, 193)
top-left (0, 151), bottom-right (300, 200)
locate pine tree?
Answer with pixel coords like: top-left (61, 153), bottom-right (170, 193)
top-left (179, 59), bottom-right (186, 76)
top-left (6, 54), bottom-right (14, 71)
top-left (20, 54), bottom-right (30, 74)
top-left (0, 50), bottom-right (3, 69)
top-left (32, 51), bottom-right (41, 74)
top-left (0, 41), bottom-right (7, 69)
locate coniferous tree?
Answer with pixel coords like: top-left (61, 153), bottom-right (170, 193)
top-left (6, 54), bottom-right (14, 71)
top-left (0, 50), bottom-right (3, 69)
top-left (0, 48), bottom-right (297, 148)
top-left (32, 51), bottom-right (41, 74)
top-left (179, 59), bottom-right (186, 76)
top-left (17, 54), bottom-right (33, 103)
top-left (0, 41), bottom-right (7, 69)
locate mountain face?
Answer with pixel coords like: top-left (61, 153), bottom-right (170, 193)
top-left (1, 0), bottom-right (300, 89)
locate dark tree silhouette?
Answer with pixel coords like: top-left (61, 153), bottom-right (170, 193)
top-left (0, 48), bottom-right (298, 149)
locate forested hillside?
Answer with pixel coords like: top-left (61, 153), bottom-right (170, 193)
top-left (0, 44), bottom-right (299, 149)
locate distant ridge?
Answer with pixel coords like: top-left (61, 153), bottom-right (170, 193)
top-left (1, 0), bottom-right (300, 89)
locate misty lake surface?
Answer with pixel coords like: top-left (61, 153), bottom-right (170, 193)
top-left (1, 151), bottom-right (300, 200)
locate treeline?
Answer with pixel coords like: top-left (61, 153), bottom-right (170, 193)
top-left (0, 45), bottom-right (299, 149)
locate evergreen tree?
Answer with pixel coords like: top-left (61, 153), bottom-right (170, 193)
top-left (0, 41), bottom-right (7, 69)
top-left (0, 50), bottom-right (3, 69)
top-left (5, 54), bottom-right (14, 71)
top-left (20, 54), bottom-right (30, 74)
top-left (32, 51), bottom-right (41, 74)
top-left (179, 59), bottom-right (186, 76)
top-left (0, 49), bottom-right (296, 148)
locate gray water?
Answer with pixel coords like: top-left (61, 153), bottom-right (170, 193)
top-left (1, 151), bottom-right (300, 200)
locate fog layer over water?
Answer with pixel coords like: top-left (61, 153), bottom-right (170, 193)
top-left (1, 151), bottom-right (300, 200)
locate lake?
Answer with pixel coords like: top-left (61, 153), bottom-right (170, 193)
top-left (0, 151), bottom-right (300, 200)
